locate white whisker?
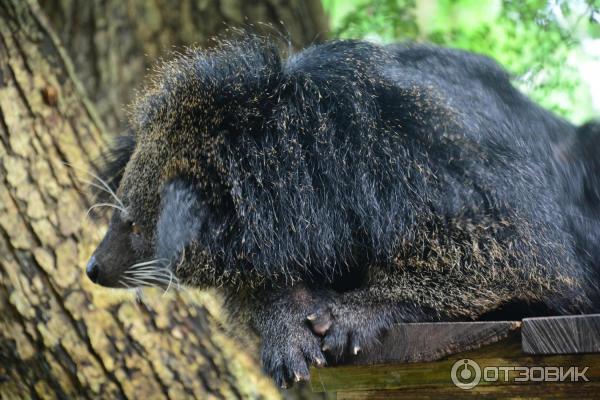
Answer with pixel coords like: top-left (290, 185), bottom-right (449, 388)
top-left (122, 276), bottom-right (147, 290)
top-left (64, 162), bottom-right (126, 211)
top-left (163, 269), bottom-right (176, 296)
top-left (129, 259), bottom-right (170, 268)
top-left (126, 266), bottom-right (172, 274)
top-left (125, 267), bottom-right (163, 274)
top-left (86, 202), bottom-right (126, 217)
top-left (122, 276), bottom-right (153, 287)
top-left (122, 256), bottom-right (180, 293)
top-left (82, 179), bottom-right (112, 195)
top-left (80, 178), bottom-right (126, 211)
top-left (125, 264), bottom-right (172, 273)
top-left (125, 269), bottom-right (177, 283)
top-left (125, 271), bottom-right (174, 281)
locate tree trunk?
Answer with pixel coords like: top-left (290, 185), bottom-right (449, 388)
top-left (41, 0), bottom-right (329, 131)
top-left (0, 1), bottom-right (280, 398)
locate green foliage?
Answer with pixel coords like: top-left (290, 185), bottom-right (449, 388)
top-left (323, 0), bottom-right (600, 123)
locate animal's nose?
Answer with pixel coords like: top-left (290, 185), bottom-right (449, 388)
top-left (86, 255), bottom-right (100, 283)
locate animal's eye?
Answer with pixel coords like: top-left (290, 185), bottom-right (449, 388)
top-left (131, 222), bottom-right (142, 236)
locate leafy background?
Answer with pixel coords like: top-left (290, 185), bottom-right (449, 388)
top-left (322, 0), bottom-right (600, 124)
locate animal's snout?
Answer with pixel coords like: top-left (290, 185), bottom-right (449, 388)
top-left (86, 255), bottom-right (100, 283)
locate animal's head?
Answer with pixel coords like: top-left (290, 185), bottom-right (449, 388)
top-left (85, 36), bottom-right (287, 290)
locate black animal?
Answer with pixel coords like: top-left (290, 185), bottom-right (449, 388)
top-left (86, 36), bottom-right (600, 387)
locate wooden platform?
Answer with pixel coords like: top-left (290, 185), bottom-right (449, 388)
top-left (310, 314), bottom-right (600, 399)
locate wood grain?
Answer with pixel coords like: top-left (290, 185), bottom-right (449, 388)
top-left (335, 383), bottom-right (600, 400)
top-left (311, 335), bottom-right (600, 393)
top-left (312, 317), bottom-right (600, 398)
top-left (332, 321), bottom-right (521, 365)
top-left (522, 314), bottom-right (600, 355)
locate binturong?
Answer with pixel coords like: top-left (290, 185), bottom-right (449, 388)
top-left (86, 34), bottom-right (600, 387)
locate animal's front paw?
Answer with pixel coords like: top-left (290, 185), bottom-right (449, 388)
top-left (306, 301), bottom-right (390, 360)
top-left (261, 323), bottom-right (326, 388)
top-left (257, 286), bottom-right (329, 388)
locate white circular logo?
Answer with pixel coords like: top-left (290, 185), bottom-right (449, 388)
top-left (451, 359), bottom-right (482, 389)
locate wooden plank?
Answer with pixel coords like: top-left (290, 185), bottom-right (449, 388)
top-left (311, 315), bottom-right (600, 396)
top-left (331, 321), bottom-right (521, 365)
top-left (311, 335), bottom-right (600, 393)
top-left (336, 383), bottom-right (600, 400)
top-left (522, 314), bottom-right (600, 355)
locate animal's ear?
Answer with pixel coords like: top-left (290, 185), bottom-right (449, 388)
top-left (155, 180), bottom-right (203, 263)
top-left (575, 122), bottom-right (600, 207)
top-left (92, 134), bottom-right (136, 202)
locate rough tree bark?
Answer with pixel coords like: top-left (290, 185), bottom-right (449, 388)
top-left (0, 0), bottom-right (281, 398)
top-left (41, 0), bottom-right (329, 131)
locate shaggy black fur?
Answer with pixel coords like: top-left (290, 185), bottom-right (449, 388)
top-left (88, 36), bottom-right (600, 387)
